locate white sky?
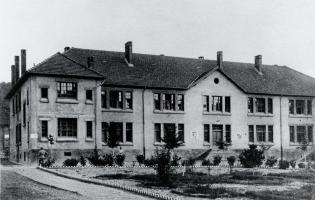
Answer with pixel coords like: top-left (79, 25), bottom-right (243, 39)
top-left (1, 0), bottom-right (315, 82)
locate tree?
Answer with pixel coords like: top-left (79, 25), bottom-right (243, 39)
top-left (239, 144), bottom-right (265, 168)
top-left (107, 124), bottom-right (119, 149)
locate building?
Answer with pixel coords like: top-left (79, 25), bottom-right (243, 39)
top-left (5, 42), bottom-right (315, 164)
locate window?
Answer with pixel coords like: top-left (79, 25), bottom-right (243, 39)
top-left (41, 121), bottom-right (48, 138)
top-left (256, 98), bottom-right (266, 113)
top-left (57, 118), bottom-right (77, 137)
top-left (27, 89), bottom-right (29, 105)
top-left (154, 93), bottom-right (161, 110)
top-left (212, 96), bottom-right (222, 112)
top-left (307, 100), bottom-right (312, 115)
top-left (163, 94), bottom-right (175, 111)
top-left (256, 125), bottom-right (266, 142)
top-left (177, 94), bottom-right (184, 111)
top-left (289, 100), bottom-right (295, 114)
top-left (57, 82), bottom-right (77, 98)
top-left (248, 97), bottom-right (254, 113)
top-left (102, 122), bottom-right (108, 143)
top-left (12, 99), bottom-right (15, 115)
top-left (86, 121), bottom-right (92, 138)
top-left (203, 96), bottom-right (209, 112)
top-left (297, 126), bottom-right (306, 143)
top-left (16, 124), bottom-right (21, 145)
top-left (308, 126), bottom-right (313, 143)
top-left (125, 92), bottom-right (133, 109)
top-left (164, 123), bottom-right (176, 138)
top-left (204, 124), bottom-right (210, 143)
top-left (268, 98), bottom-right (273, 114)
top-left (126, 123), bottom-right (133, 142)
top-left (110, 122), bottom-right (123, 142)
top-left (268, 125), bottom-right (273, 143)
top-left (290, 126), bottom-right (295, 142)
top-left (110, 91), bottom-right (123, 109)
top-left (296, 100), bottom-right (305, 114)
top-left (41, 88), bottom-right (48, 99)
top-left (248, 125), bottom-right (254, 142)
top-left (178, 124), bottom-right (184, 142)
top-left (86, 90), bottom-right (93, 101)
top-left (23, 102), bottom-right (26, 126)
top-left (225, 125), bottom-right (231, 143)
top-left (225, 97), bottom-right (231, 113)
top-left (154, 123), bottom-right (162, 142)
top-left (101, 90), bottom-right (107, 108)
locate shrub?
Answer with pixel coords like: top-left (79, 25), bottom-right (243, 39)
top-left (136, 154), bottom-right (144, 165)
top-left (79, 156), bottom-right (86, 167)
top-left (42, 157), bottom-right (55, 168)
top-left (213, 155), bottom-right (222, 166)
top-left (265, 156), bottom-right (277, 167)
top-left (227, 156), bottom-right (236, 167)
top-left (156, 150), bottom-right (172, 183)
top-left (63, 158), bottom-right (79, 167)
top-left (279, 160), bottom-right (290, 169)
top-left (239, 145), bottom-right (265, 168)
top-left (144, 156), bottom-right (158, 167)
top-left (182, 157), bottom-right (196, 166)
top-left (116, 154), bottom-right (125, 166)
top-left (202, 159), bottom-right (211, 166)
top-left (289, 160), bottom-right (296, 168)
top-left (171, 154), bottom-right (181, 166)
top-left (104, 154), bottom-right (114, 166)
top-left (298, 162), bottom-right (306, 169)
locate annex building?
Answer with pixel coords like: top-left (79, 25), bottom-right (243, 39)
top-left (5, 42), bottom-right (315, 164)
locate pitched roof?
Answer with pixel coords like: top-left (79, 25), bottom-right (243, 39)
top-left (6, 46), bottom-right (315, 98)
top-left (29, 53), bottom-right (103, 79)
top-left (64, 47), bottom-right (315, 96)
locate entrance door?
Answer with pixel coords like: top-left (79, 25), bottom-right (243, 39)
top-left (212, 125), bottom-right (223, 146)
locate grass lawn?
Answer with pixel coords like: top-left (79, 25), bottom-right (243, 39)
top-left (94, 169), bottom-right (315, 199)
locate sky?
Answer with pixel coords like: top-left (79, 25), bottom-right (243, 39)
top-left (1, 0), bottom-right (315, 82)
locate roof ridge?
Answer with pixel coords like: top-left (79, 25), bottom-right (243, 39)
top-left (59, 52), bottom-right (104, 78)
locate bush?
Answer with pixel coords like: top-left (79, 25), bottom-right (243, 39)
top-left (182, 157), bottom-right (196, 166)
top-left (144, 156), bottom-right (158, 167)
top-left (156, 150), bottom-right (172, 183)
top-left (289, 160), bottom-right (296, 168)
top-left (116, 154), bottom-right (125, 166)
top-left (265, 156), bottom-right (277, 167)
top-left (279, 160), bottom-right (290, 169)
top-left (42, 157), bottom-right (55, 168)
top-left (213, 155), bottom-right (222, 166)
top-left (79, 156), bottom-right (86, 167)
top-left (171, 154), bottom-right (181, 166)
top-left (202, 159), bottom-right (211, 166)
top-left (63, 158), bottom-right (79, 167)
top-left (87, 154), bottom-right (114, 166)
top-left (239, 145), bottom-right (265, 168)
top-left (227, 156), bottom-right (236, 167)
top-left (298, 163), bottom-right (306, 169)
top-left (136, 154), bottom-right (144, 165)
top-left (104, 154), bottom-right (114, 166)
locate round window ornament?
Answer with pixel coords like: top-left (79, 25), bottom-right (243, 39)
top-left (214, 78), bottom-right (219, 84)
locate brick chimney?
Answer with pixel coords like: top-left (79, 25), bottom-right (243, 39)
top-left (11, 65), bottom-right (15, 86)
top-left (15, 56), bottom-right (20, 82)
top-left (87, 56), bottom-right (94, 68)
top-left (255, 55), bottom-right (262, 73)
top-left (217, 51), bottom-right (223, 68)
top-left (21, 49), bottom-right (26, 75)
top-left (125, 41), bottom-right (133, 66)
top-left (64, 47), bottom-right (70, 52)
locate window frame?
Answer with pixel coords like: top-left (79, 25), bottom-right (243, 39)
top-left (289, 124), bottom-right (313, 145)
top-left (56, 82), bottom-right (77, 99)
top-left (86, 121), bottom-right (93, 138)
top-left (57, 118), bottom-right (77, 138)
top-left (248, 124), bottom-right (274, 144)
top-left (289, 99), bottom-right (313, 116)
top-left (101, 88), bottom-right (133, 111)
top-left (203, 95), bottom-right (231, 114)
top-left (153, 91), bottom-right (185, 112)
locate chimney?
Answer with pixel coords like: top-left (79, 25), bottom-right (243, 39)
top-left (255, 55), bottom-right (262, 73)
top-left (198, 56), bottom-right (204, 59)
top-left (125, 41), bottom-right (133, 65)
top-left (15, 56), bottom-right (20, 82)
top-left (11, 65), bottom-right (15, 86)
top-left (217, 51), bottom-right (223, 68)
top-left (21, 49), bottom-right (26, 75)
top-left (64, 47), bottom-right (70, 52)
top-left (87, 56), bottom-right (94, 68)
